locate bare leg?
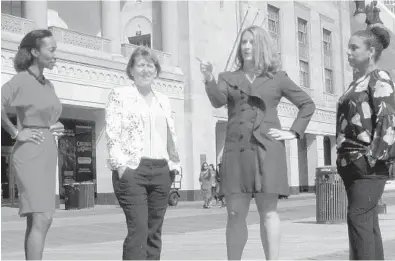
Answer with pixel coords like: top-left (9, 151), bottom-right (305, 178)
top-left (255, 193), bottom-right (281, 260)
top-left (225, 193), bottom-right (252, 260)
top-left (24, 212), bottom-right (53, 260)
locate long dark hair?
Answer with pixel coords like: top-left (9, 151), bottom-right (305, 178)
top-left (201, 162), bottom-right (208, 172)
top-left (14, 29), bottom-right (53, 72)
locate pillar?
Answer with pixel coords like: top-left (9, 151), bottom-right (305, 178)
top-left (286, 139), bottom-right (300, 195)
top-left (161, 1), bottom-right (179, 66)
top-left (316, 135), bottom-right (325, 167)
top-left (151, 1), bottom-right (162, 50)
top-left (101, 0), bottom-right (122, 55)
top-left (22, 0), bottom-right (48, 29)
top-left (330, 136), bottom-right (337, 166)
top-left (55, 136), bottom-right (60, 209)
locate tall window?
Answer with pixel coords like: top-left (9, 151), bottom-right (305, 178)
top-left (299, 60), bottom-right (310, 88)
top-left (298, 18), bottom-right (309, 88)
top-left (1, 1), bottom-right (22, 17)
top-left (267, 5), bottom-right (281, 56)
top-left (297, 18), bottom-right (308, 45)
top-left (323, 29), bottom-right (334, 93)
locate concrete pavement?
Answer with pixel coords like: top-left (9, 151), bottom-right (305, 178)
top-left (2, 192), bottom-right (395, 260)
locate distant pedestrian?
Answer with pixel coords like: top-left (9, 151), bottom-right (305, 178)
top-left (199, 162), bottom-right (212, 208)
top-left (336, 24), bottom-right (395, 260)
top-left (209, 164), bottom-right (217, 205)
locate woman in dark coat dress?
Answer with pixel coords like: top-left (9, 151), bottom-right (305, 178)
top-left (199, 25), bottom-right (316, 260)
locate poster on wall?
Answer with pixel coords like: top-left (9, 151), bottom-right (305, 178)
top-left (75, 124), bottom-right (93, 182)
top-left (58, 129), bottom-right (76, 185)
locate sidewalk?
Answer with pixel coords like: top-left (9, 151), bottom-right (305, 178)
top-left (2, 204), bottom-right (395, 260)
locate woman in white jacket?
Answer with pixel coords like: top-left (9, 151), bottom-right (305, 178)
top-left (105, 46), bottom-right (181, 260)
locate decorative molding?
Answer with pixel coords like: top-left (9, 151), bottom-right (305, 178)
top-left (294, 1), bottom-right (311, 12)
top-left (121, 43), bottom-right (172, 68)
top-left (213, 101), bottom-right (336, 125)
top-left (49, 26), bottom-right (111, 53)
top-left (323, 92), bottom-right (338, 109)
top-left (319, 13), bottom-right (335, 24)
top-left (1, 50), bottom-right (184, 99)
top-left (278, 102), bottom-right (336, 124)
top-left (1, 14), bottom-right (35, 35)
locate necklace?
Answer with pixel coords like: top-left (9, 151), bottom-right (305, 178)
top-left (245, 73), bottom-right (256, 84)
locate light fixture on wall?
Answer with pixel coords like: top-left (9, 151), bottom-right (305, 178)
top-left (136, 25), bottom-right (142, 36)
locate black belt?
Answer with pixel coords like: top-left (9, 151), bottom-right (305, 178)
top-left (22, 125), bottom-right (50, 129)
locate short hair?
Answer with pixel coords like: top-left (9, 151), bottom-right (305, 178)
top-left (235, 25), bottom-right (281, 78)
top-left (14, 29), bottom-right (53, 72)
top-left (353, 24), bottom-right (390, 62)
top-left (125, 46), bottom-right (161, 80)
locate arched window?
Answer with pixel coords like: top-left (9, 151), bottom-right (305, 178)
top-left (324, 136), bottom-right (331, 166)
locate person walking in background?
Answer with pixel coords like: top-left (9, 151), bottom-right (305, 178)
top-left (209, 164), bottom-right (218, 206)
top-left (216, 162), bottom-right (226, 208)
top-left (199, 162), bottom-right (212, 208)
top-left (198, 25), bottom-right (315, 260)
top-left (1, 29), bottom-right (64, 260)
top-left (105, 46), bottom-right (181, 260)
top-left (336, 24), bottom-right (395, 260)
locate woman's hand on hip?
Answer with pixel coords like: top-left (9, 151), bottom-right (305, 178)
top-left (196, 57), bottom-right (214, 82)
top-left (50, 121), bottom-right (65, 137)
top-left (268, 128), bottom-right (297, 140)
top-left (117, 166), bottom-right (128, 179)
top-left (16, 129), bottom-right (45, 144)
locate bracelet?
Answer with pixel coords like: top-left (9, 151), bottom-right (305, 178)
top-left (11, 129), bottom-right (19, 140)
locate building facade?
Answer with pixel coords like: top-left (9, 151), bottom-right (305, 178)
top-left (4, 0), bottom-right (386, 204)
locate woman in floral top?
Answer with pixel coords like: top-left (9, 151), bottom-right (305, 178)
top-left (336, 24), bottom-right (395, 260)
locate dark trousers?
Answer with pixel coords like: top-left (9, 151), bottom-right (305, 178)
top-left (338, 157), bottom-right (389, 260)
top-left (112, 159), bottom-right (172, 260)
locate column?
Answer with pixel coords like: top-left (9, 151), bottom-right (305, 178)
top-left (101, 0), bottom-right (122, 55)
top-left (330, 136), bottom-right (337, 166)
top-left (161, 1), bottom-right (179, 66)
top-left (286, 139), bottom-right (300, 195)
top-left (151, 1), bottom-right (162, 50)
top-left (316, 135), bottom-right (325, 167)
top-left (22, 0), bottom-right (48, 29)
top-left (55, 136), bottom-right (60, 209)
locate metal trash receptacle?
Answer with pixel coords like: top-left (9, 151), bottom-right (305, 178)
top-left (315, 166), bottom-right (347, 224)
top-left (64, 182), bottom-right (95, 210)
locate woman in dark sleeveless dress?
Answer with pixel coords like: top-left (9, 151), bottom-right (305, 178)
top-left (1, 30), bottom-right (64, 260)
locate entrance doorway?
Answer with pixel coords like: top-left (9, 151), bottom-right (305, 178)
top-left (1, 147), bottom-right (18, 207)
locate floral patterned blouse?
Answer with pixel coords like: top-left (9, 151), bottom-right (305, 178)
top-left (336, 69), bottom-right (395, 168)
top-left (105, 86), bottom-right (180, 171)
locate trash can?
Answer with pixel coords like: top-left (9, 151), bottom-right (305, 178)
top-left (315, 166), bottom-right (347, 224)
top-left (64, 182), bottom-right (95, 210)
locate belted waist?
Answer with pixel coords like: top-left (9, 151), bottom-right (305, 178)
top-left (22, 125), bottom-right (50, 129)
